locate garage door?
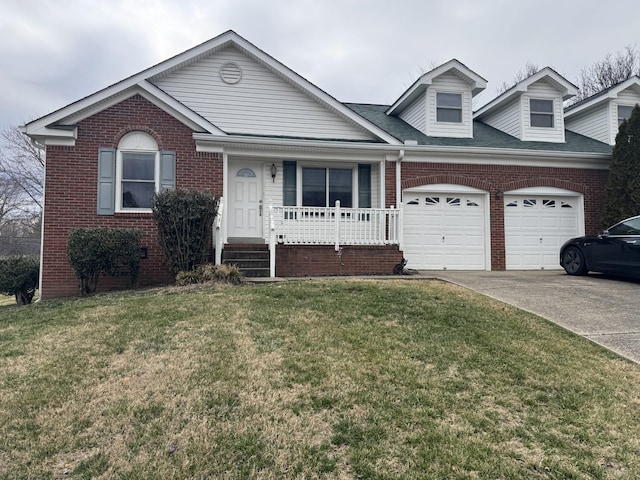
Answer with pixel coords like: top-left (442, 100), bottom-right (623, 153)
top-left (504, 194), bottom-right (581, 270)
top-left (403, 192), bottom-right (486, 270)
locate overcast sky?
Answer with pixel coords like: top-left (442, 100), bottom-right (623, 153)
top-left (2, 0), bottom-right (639, 130)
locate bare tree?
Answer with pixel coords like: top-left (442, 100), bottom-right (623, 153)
top-left (0, 127), bottom-right (45, 236)
top-left (496, 62), bottom-right (540, 95)
top-left (570, 45), bottom-right (640, 105)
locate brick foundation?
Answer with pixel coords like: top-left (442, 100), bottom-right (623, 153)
top-left (275, 245), bottom-right (403, 277)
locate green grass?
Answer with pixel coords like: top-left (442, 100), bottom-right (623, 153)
top-left (1, 279), bottom-right (639, 479)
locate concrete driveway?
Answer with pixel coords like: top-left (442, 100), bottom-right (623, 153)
top-left (426, 270), bottom-right (640, 364)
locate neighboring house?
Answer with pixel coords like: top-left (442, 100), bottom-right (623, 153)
top-left (20, 31), bottom-right (639, 299)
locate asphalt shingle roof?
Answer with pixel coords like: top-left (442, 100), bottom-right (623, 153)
top-left (346, 103), bottom-right (613, 155)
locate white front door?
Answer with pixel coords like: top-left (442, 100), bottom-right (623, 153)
top-left (403, 191), bottom-right (487, 270)
top-left (229, 163), bottom-right (263, 239)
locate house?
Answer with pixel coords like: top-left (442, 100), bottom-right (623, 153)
top-left (21, 30), bottom-right (638, 299)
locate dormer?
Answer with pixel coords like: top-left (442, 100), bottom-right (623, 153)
top-left (564, 76), bottom-right (640, 145)
top-left (474, 68), bottom-right (578, 143)
top-left (386, 59), bottom-right (487, 139)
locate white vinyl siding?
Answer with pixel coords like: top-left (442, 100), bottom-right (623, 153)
top-left (398, 93), bottom-right (426, 133)
top-left (479, 97), bottom-right (521, 138)
top-left (152, 46), bottom-right (374, 141)
top-left (521, 81), bottom-right (564, 143)
top-left (565, 103), bottom-right (610, 145)
top-left (426, 73), bottom-right (473, 138)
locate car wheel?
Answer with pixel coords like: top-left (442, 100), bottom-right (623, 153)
top-left (562, 246), bottom-right (588, 275)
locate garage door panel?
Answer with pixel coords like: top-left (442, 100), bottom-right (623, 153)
top-left (403, 191), bottom-right (486, 270)
top-left (505, 194), bottom-right (580, 270)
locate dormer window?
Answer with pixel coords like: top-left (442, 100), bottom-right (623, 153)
top-left (436, 92), bottom-right (462, 123)
top-left (618, 105), bottom-right (634, 126)
top-left (530, 99), bottom-right (554, 128)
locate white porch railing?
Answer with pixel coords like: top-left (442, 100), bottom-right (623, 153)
top-left (269, 201), bottom-right (402, 249)
top-left (214, 197), bottom-right (224, 266)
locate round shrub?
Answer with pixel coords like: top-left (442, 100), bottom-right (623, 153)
top-left (0, 255), bottom-right (40, 305)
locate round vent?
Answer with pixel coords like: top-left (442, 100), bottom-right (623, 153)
top-left (220, 62), bottom-right (242, 84)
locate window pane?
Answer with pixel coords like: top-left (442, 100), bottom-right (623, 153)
top-left (122, 152), bottom-right (155, 180)
top-left (531, 113), bottom-right (554, 128)
top-left (329, 169), bottom-right (352, 208)
top-left (530, 99), bottom-right (553, 113)
top-left (283, 161), bottom-right (297, 206)
top-left (437, 92), bottom-right (462, 108)
top-left (122, 182), bottom-right (154, 208)
top-left (302, 168), bottom-right (326, 207)
top-left (618, 105), bottom-right (634, 126)
top-left (358, 164), bottom-right (371, 208)
top-left (437, 108), bottom-right (462, 123)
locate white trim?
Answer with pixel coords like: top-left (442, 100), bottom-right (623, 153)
top-left (388, 59), bottom-right (487, 115)
top-left (404, 183), bottom-right (486, 194)
top-left (115, 132), bottom-right (159, 213)
top-left (564, 76), bottom-right (640, 118)
top-left (505, 187), bottom-right (579, 196)
top-left (475, 67), bottom-right (578, 119)
top-left (22, 30), bottom-right (399, 146)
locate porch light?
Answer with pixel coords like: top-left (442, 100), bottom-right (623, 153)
top-left (270, 163), bottom-right (277, 182)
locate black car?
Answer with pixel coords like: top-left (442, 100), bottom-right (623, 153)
top-left (560, 215), bottom-right (640, 276)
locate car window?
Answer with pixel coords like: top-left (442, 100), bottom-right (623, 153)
top-left (609, 217), bottom-right (640, 235)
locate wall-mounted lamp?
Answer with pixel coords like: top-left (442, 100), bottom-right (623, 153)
top-left (270, 163), bottom-right (277, 182)
top-left (495, 190), bottom-right (504, 199)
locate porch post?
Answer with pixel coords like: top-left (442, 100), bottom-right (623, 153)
top-left (269, 202), bottom-right (276, 277)
top-left (334, 200), bottom-right (341, 251)
top-left (214, 197), bottom-right (224, 265)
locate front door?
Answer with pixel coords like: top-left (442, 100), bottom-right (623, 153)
top-left (229, 163), bottom-right (263, 239)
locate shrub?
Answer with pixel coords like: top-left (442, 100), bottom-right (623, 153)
top-left (152, 189), bottom-right (218, 276)
top-left (175, 263), bottom-right (244, 286)
top-left (67, 228), bottom-right (142, 295)
top-left (0, 255), bottom-right (40, 305)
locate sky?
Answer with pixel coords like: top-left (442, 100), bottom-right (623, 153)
top-left (2, 0), bottom-right (639, 130)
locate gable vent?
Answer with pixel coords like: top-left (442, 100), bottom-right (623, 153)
top-left (220, 62), bottom-right (242, 84)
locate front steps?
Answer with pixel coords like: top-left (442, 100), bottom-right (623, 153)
top-left (222, 244), bottom-right (270, 278)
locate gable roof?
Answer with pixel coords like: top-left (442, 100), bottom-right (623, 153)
top-left (386, 59), bottom-right (487, 116)
top-left (474, 67), bottom-right (578, 119)
top-left (564, 75), bottom-right (640, 118)
top-left (22, 30), bottom-right (399, 145)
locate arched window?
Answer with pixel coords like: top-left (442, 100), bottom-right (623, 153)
top-left (116, 132), bottom-right (159, 211)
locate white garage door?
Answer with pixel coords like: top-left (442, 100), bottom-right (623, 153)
top-left (504, 194), bottom-right (581, 270)
top-left (403, 192), bottom-right (486, 270)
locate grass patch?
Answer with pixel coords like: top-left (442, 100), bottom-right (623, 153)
top-left (0, 280), bottom-right (639, 478)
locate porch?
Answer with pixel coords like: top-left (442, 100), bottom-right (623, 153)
top-left (214, 199), bottom-right (404, 277)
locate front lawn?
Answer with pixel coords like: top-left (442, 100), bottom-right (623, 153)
top-left (1, 280), bottom-right (639, 478)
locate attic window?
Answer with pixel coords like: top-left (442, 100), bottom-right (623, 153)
top-left (436, 93), bottom-right (462, 123)
top-left (618, 105), bottom-right (634, 126)
top-left (530, 99), bottom-right (554, 128)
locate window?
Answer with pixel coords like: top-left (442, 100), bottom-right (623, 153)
top-left (117, 132), bottom-right (159, 211)
top-left (302, 168), bottom-right (352, 208)
top-left (530, 99), bottom-right (554, 128)
top-left (436, 92), bottom-right (462, 123)
top-left (618, 105), bottom-right (634, 127)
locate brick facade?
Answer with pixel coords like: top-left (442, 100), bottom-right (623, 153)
top-left (275, 245), bottom-right (403, 277)
top-left (385, 161), bottom-right (608, 270)
top-left (41, 95), bottom-right (223, 299)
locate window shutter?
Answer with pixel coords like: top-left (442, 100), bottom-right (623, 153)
top-left (358, 164), bottom-right (371, 208)
top-left (97, 148), bottom-right (116, 215)
top-left (160, 151), bottom-right (176, 191)
top-left (283, 161), bottom-right (297, 206)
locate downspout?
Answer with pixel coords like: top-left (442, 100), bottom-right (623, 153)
top-left (396, 148), bottom-right (404, 208)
